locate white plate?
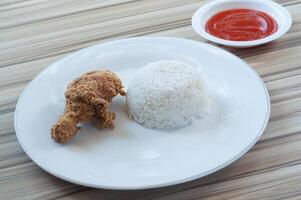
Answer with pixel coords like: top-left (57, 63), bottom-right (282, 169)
top-left (15, 37), bottom-right (270, 189)
top-left (192, 0), bottom-right (292, 48)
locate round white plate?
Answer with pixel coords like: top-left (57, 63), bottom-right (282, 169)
top-left (15, 37), bottom-right (270, 189)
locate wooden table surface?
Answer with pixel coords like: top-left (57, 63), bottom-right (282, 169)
top-left (1, 0), bottom-right (301, 199)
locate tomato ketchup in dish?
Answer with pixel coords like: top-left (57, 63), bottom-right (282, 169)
top-left (205, 9), bottom-right (278, 41)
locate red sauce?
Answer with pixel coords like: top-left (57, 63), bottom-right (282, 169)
top-left (205, 9), bottom-right (278, 41)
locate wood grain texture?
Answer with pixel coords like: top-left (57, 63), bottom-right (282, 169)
top-left (1, 0), bottom-right (301, 199)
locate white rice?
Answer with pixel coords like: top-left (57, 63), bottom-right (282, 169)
top-left (126, 60), bottom-right (209, 129)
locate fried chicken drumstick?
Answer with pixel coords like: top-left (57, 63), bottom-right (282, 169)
top-left (51, 70), bottom-right (126, 143)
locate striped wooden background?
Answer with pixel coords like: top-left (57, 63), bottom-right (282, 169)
top-left (1, 0), bottom-right (301, 199)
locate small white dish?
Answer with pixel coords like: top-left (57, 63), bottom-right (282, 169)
top-left (192, 0), bottom-right (292, 48)
top-left (15, 37), bottom-right (270, 189)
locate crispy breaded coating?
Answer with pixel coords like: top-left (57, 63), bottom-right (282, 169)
top-left (51, 70), bottom-right (126, 143)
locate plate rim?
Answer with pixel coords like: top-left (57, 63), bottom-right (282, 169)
top-left (14, 36), bottom-right (271, 190)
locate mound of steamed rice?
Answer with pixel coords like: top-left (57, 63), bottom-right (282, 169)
top-left (126, 60), bottom-right (209, 129)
